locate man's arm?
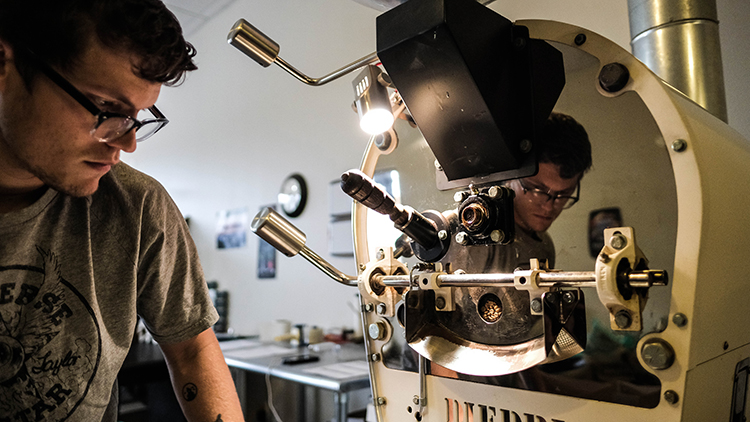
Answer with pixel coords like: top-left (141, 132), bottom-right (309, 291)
top-left (160, 328), bottom-right (244, 421)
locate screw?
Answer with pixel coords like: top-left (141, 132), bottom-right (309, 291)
top-left (563, 291), bottom-right (576, 304)
top-left (671, 139), bottom-right (688, 152)
top-left (376, 303), bottom-right (387, 315)
top-left (641, 339), bottom-right (675, 370)
top-left (487, 186), bottom-right (500, 199)
top-left (413, 396), bottom-right (420, 405)
top-left (672, 313), bottom-right (688, 327)
top-left (376, 397), bottom-right (386, 406)
top-left (434, 160), bottom-right (442, 171)
top-left (435, 296), bottom-right (446, 310)
top-left (371, 353), bottom-right (381, 362)
top-left (363, 303), bottom-right (374, 312)
top-left (519, 139), bottom-right (532, 153)
top-left (513, 37), bottom-right (527, 50)
top-left (574, 33), bottom-right (587, 46)
top-left (453, 191), bottom-right (467, 202)
top-left (490, 230), bottom-right (504, 243)
top-left (455, 232), bottom-right (469, 245)
top-left (599, 252), bottom-right (611, 263)
top-left (610, 233), bottom-right (628, 250)
top-left (663, 390), bottom-right (679, 405)
top-left (376, 249), bottom-right (385, 260)
top-left (615, 310), bottom-right (632, 329)
top-left (359, 263), bottom-right (366, 271)
top-left (545, 293), bottom-right (558, 305)
top-left (530, 298), bottom-right (543, 313)
top-left (438, 230), bottom-right (448, 241)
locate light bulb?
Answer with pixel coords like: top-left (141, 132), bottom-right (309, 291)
top-left (359, 108), bottom-right (395, 135)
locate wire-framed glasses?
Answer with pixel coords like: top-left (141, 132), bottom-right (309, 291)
top-left (517, 178), bottom-right (580, 209)
top-left (21, 46), bottom-right (168, 143)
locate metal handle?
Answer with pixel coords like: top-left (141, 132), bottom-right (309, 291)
top-left (228, 18), bottom-right (380, 86)
top-left (251, 207), bottom-right (357, 286)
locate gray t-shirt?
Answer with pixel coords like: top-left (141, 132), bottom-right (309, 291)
top-left (0, 163), bottom-right (218, 421)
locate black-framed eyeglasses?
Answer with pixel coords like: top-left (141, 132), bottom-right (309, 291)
top-left (517, 178), bottom-right (580, 209)
top-left (21, 46), bottom-right (168, 143)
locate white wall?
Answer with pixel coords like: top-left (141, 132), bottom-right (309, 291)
top-left (126, 0), bottom-right (750, 337)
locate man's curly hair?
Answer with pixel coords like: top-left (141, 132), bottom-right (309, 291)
top-left (0, 0), bottom-right (197, 87)
top-left (536, 112), bottom-right (593, 179)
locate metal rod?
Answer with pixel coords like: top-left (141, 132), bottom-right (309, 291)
top-left (274, 52), bottom-right (379, 86)
top-left (374, 270), bottom-right (667, 289)
top-left (298, 247), bottom-right (358, 286)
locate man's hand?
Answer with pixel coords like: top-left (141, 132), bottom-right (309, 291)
top-left (160, 328), bottom-right (244, 421)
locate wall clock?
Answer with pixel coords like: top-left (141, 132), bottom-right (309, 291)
top-left (278, 173), bottom-right (308, 217)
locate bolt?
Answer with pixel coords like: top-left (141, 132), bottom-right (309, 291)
top-left (363, 303), bottom-right (374, 313)
top-left (438, 230), bottom-right (448, 241)
top-left (376, 303), bottom-right (387, 315)
top-left (413, 396), bottom-right (420, 405)
top-left (663, 390), bottom-right (679, 405)
top-left (376, 397), bottom-right (386, 406)
top-left (374, 132), bottom-right (391, 151)
top-left (371, 353), bottom-right (381, 362)
top-left (453, 191), bottom-right (467, 202)
top-left (563, 291), bottom-right (576, 304)
top-left (671, 139), bottom-right (688, 152)
top-left (435, 296), bottom-right (446, 310)
top-left (368, 321), bottom-right (386, 340)
top-left (672, 313), bottom-right (688, 327)
top-left (615, 310), bottom-right (632, 329)
top-left (519, 139), bottom-right (532, 153)
top-left (376, 249), bottom-right (385, 260)
top-left (598, 62), bottom-right (630, 93)
top-left (455, 232), bottom-right (469, 245)
top-left (490, 230), bottom-right (504, 243)
top-left (610, 233), bottom-right (628, 250)
top-left (530, 298), bottom-right (543, 313)
top-left (487, 186), bottom-right (500, 199)
top-left (641, 339), bottom-right (675, 370)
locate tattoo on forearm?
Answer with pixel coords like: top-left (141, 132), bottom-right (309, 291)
top-left (182, 382), bottom-right (198, 401)
top-left (215, 415), bottom-right (223, 422)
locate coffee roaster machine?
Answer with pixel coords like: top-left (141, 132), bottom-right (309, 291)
top-left (230, 0), bottom-right (750, 420)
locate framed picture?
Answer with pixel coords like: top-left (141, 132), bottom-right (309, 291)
top-left (216, 207), bottom-right (249, 249)
top-left (257, 205), bottom-right (277, 279)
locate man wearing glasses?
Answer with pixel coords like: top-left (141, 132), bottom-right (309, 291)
top-left (0, 1), bottom-right (243, 421)
top-left (485, 112), bottom-right (592, 272)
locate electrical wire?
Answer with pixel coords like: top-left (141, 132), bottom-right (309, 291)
top-left (265, 359), bottom-right (284, 422)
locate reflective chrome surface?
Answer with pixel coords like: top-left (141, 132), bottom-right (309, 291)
top-left (628, 0), bottom-right (727, 121)
top-left (251, 207), bottom-right (306, 257)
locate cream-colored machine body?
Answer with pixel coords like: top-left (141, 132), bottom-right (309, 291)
top-left (352, 20), bottom-right (750, 422)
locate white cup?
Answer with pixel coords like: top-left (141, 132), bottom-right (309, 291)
top-left (260, 319), bottom-right (291, 342)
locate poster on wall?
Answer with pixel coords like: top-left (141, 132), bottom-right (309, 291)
top-left (258, 205), bottom-right (277, 279)
top-left (216, 207), bottom-right (249, 249)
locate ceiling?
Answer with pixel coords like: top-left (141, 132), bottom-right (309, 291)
top-left (164, 0), bottom-right (240, 36)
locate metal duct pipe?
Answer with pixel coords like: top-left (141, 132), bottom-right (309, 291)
top-left (628, 0), bottom-right (727, 122)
